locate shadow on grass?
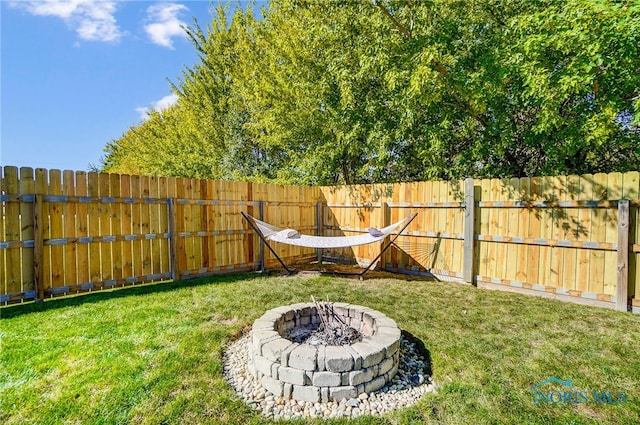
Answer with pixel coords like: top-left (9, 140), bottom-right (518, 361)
top-left (289, 260), bottom-right (439, 283)
top-left (402, 329), bottom-right (434, 378)
top-left (2, 267), bottom-right (437, 320)
top-left (0, 271), bottom-right (272, 320)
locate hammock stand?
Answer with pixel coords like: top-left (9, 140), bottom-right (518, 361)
top-left (241, 212), bottom-right (417, 277)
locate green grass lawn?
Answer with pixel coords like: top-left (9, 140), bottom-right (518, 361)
top-left (1, 272), bottom-right (639, 424)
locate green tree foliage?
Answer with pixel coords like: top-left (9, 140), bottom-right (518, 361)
top-left (102, 0), bottom-right (640, 183)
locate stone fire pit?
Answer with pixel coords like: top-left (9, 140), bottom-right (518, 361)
top-left (247, 302), bottom-right (401, 403)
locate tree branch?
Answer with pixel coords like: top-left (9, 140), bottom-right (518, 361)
top-left (375, 1), bottom-right (412, 39)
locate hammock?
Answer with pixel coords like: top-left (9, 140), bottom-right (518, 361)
top-left (242, 213), bottom-right (417, 249)
top-left (241, 211), bottom-right (418, 276)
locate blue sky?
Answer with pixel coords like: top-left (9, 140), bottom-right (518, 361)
top-left (1, 0), bottom-right (265, 172)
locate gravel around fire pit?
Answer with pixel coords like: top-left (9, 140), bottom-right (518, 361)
top-left (223, 331), bottom-right (436, 419)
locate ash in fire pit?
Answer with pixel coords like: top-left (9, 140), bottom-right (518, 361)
top-left (286, 299), bottom-right (362, 346)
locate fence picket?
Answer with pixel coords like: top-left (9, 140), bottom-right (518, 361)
top-left (479, 179), bottom-right (491, 278)
top-left (494, 178), bottom-right (508, 281)
top-left (62, 171), bottom-right (77, 288)
top-left (576, 175), bottom-right (594, 292)
top-left (120, 174), bottom-right (133, 280)
top-left (87, 173), bottom-right (101, 285)
top-left (505, 177), bottom-right (520, 281)
top-left (527, 177), bottom-right (542, 285)
top-left (191, 178), bottom-right (203, 270)
top-left (562, 174), bottom-right (580, 291)
top-left (175, 178), bottom-right (188, 275)
top-left (75, 172), bottom-right (90, 288)
top-left (516, 177), bottom-right (530, 283)
top-left (485, 178), bottom-right (500, 280)
top-left (49, 170), bottom-right (65, 292)
top-left (130, 175), bottom-right (143, 280)
top-left (19, 168), bottom-right (35, 295)
top-left (159, 176), bottom-right (170, 274)
top-left (4, 167), bottom-right (21, 297)
top-left (0, 167), bottom-right (5, 298)
top-left (537, 176), bottom-right (553, 287)
top-left (98, 173), bottom-right (113, 286)
top-left (602, 172), bottom-right (623, 296)
top-left (109, 174), bottom-right (123, 282)
top-left (34, 169), bottom-right (48, 299)
top-left (589, 173), bottom-right (609, 295)
top-left (140, 176), bottom-right (152, 278)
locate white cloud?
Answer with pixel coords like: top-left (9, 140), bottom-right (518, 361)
top-left (144, 3), bottom-right (189, 49)
top-left (10, 0), bottom-right (123, 43)
top-left (136, 94), bottom-right (179, 121)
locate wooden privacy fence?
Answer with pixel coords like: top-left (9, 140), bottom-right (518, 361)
top-left (319, 173), bottom-right (640, 313)
top-left (2, 167), bottom-right (639, 313)
top-left (0, 167), bottom-right (320, 304)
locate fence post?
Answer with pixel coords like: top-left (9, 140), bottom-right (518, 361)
top-left (168, 198), bottom-right (178, 281)
top-left (617, 199), bottom-right (630, 312)
top-left (463, 178), bottom-right (476, 285)
top-left (259, 201), bottom-right (265, 272)
top-left (316, 202), bottom-right (323, 264)
top-left (247, 182), bottom-right (254, 269)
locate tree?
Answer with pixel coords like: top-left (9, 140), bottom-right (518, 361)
top-left (102, 0), bottom-right (640, 183)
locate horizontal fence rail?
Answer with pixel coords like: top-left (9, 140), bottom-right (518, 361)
top-left (2, 167), bottom-right (639, 313)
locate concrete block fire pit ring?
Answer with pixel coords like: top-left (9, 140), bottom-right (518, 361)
top-left (247, 302), bottom-right (402, 403)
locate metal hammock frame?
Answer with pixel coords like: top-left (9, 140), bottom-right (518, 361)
top-left (241, 212), bottom-right (417, 276)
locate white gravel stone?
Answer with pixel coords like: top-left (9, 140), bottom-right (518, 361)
top-left (223, 330), bottom-right (436, 420)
